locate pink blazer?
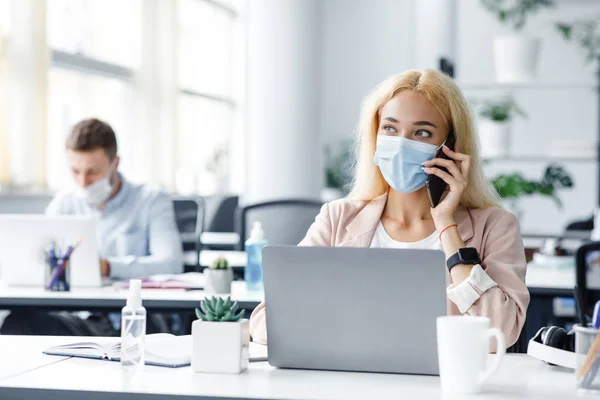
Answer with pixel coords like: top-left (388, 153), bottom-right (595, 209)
top-left (250, 192), bottom-right (530, 349)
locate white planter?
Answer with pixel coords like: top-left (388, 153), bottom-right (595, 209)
top-left (204, 268), bottom-right (233, 294)
top-left (321, 187), bottom-right (344, 202)
top-left (478, 120), bottom-right (511, 159)
top-left (493, 35), bottom-right (540, 83)
top-left (191, 319), bottom-right (249, 374)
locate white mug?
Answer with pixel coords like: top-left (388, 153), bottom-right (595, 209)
top-left (436, 316), bottom-right (506, 394)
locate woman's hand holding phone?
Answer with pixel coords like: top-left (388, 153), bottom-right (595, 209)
top-left (422, 145), bottom-right (471, 230)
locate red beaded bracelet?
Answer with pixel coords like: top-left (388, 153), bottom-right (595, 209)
top-left (439, 223), bottom-right (458, 241)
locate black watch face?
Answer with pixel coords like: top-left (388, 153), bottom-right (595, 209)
top-left (458, 247), bottom-right (479, 263)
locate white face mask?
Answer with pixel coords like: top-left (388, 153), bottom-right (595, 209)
top-left (75, 166), bottom-right (115, 206)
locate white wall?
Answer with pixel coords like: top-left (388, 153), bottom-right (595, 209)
top-left (320, 0), bottom-right (414, 145)
top-left (320, 0), bottom-right (600, 234)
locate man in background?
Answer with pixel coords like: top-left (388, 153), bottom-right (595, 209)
top-left (1, 118), bottom-right (183, 335)
top-left (46, 118), bottom-right (183, 279)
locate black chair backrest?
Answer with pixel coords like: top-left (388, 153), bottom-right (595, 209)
top-left (207, 195), bottom-right (238, 233)
top-left (576, 241), bottom-right (600, 317)
top-left (235, 199), bottom-right (323, 250)
top-left (172, 196), bottom-right (205, 236)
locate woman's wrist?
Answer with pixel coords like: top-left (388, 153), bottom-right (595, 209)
top-left (434, 218), bottom-right (456, 232)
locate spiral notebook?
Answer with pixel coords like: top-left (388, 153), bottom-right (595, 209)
top-left (43, 334), bottom-right (268, 368)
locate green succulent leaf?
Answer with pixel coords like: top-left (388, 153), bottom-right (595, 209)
top-left (216, 297), bottom-right (225, 316)
top-left (195, 308), bottom-right (204, 320)
top-left (222, 310), bottom-right (233, 321)
top-left (233, 309), bottom-right (246, 321)
top-left (223, 296), bottom-right (232, 310)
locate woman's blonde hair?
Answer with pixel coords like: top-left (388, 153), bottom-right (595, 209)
top-left (348, 69), bottom-right (501, 210)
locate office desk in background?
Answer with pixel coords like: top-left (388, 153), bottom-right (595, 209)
top-left (0, 336), bottom-right (579, 400)
top-left (0, 281), bottom-right (262, 313)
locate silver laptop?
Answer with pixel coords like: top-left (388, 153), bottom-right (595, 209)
top-left (263, 246), bottom-right (447, 375)
top-left (0, 215), bottom-right (104, 287)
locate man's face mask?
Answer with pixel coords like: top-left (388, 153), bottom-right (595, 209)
top-left (75, 163), bottom-right (115, 206)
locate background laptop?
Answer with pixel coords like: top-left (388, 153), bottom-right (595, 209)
top-left (263, 246), bottom-right (447, 375)
top-left (0, 215), bottom-right (103, 287)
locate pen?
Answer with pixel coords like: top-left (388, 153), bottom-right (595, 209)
top-left (593, 300), bottom-right (600, 329)
top-left (48, 239), bottom-right (82, 289)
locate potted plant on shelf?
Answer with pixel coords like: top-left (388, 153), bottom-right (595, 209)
top-left (203, 256), bottom-right (232, 294)
top-left (322, 140), bottom-right (353, 202)
top-left (491, 164), bottom-right (574, 220)
top-left (192, 296), bottom-right (248, 374)
top-left (556, 17), bottom-right (600, 81)
top-left (476, 97), bottom-right (526, 159)
top-left (480, 0), bottom-right (555, 83)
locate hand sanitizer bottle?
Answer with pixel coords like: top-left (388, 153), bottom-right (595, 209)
top-left (245, 221), bottom-right (268, 291)
top-left (121, 279), bottom-right (146, 370)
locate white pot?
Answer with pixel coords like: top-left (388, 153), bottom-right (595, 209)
top-left (321, 187), bottom-right (344, 202)
top-left (478, 120), bottom-right (511, 159)
top-left (493, 35), bottom-right (540, 83)
top-left (191, 319), bottom-right (249, 373)
top-left (203, 268), bottom-right (233, 294)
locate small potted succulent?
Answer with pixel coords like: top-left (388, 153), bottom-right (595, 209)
top-left (480, 0), bottom-right (556, 82)
top-left (476, 97), bottom-right (527, 159)
top-left (204, 256), bottom-right (232, 294)
top-left (192, 296), bottom-right (248, 374)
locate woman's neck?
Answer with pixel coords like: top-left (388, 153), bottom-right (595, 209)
top-left (383, 188), bottom-right (433, 225)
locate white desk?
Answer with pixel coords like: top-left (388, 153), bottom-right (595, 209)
top-left (200, 250), bottom-right (247, 267)
top-left (200, 232), bottom-right (240, 246)
top-left (0, 336), bottom-right (70, 381)
top-left (0, 281), bottom-right (263, 312)
top-left (0, 336), bottom-right (580, 400)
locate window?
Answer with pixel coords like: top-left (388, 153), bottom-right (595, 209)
top-left (176, 0), bottom-right (241, 195)
top-left (46, 0), bottom-right (141, 190)
top-left (47, 0), bottom-right (141, 69)
top-left (46, 68), bottom-right (135, 189)
top-left (2, 0), bottom-right (245, 193)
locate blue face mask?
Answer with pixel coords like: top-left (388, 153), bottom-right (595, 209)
top-left (373, 136), bottom-right (440, 193)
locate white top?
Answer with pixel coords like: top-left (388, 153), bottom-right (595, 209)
top-left (368, 221), bottom-right (497, 314)
top-left (369, 222), bottom-right (441, 249)
top-left (0, 335), bottom-right (581, 400)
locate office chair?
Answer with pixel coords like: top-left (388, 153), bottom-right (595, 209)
top-left (576, 241), bottom-right (600, 317)
top-left (235, 199), bottom-right (323, 251)
top-left (205, 195), bottom-right (239, 251)
top-left (172, 196), bottom-right (206, 271)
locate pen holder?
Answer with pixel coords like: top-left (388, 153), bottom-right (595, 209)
top-left (575, 324), bottom-right (600, 394)
top-left (45, 255), bottom-right (71, 292)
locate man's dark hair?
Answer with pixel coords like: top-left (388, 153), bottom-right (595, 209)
top-left (66, 118), bottom-right (118, 160)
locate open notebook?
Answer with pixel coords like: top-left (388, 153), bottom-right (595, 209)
top-left (43, 334), bottom-right (268, 368)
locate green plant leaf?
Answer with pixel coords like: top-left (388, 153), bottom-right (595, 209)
top-left (216, 297), bottom-right (225, 317)
top-left (204, 299), bottom-right (215, 313)
top-left (195, 308), bottom-right (204, 320)
top-left (233, 309), bottom-right (246, 321)
top-left (230, 302), bottom-right (239, 316)
top-left (223, 296), bottom-right (232, 310)
top-left (222, 310), bottom-right (233, 321)
top-left (204, 312), bottom-right (216, 322)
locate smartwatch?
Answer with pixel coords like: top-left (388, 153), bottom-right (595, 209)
top-left (446, 247), bottom-right (481, 272)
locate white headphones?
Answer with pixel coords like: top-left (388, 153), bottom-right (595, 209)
top-left (527, 326), bottom-right (576, 369)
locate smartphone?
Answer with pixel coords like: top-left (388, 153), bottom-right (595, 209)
top-left (425, 132), bottom-right (456, 208)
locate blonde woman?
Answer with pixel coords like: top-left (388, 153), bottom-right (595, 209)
top-left (250, 69), bottom-right (529, 350)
